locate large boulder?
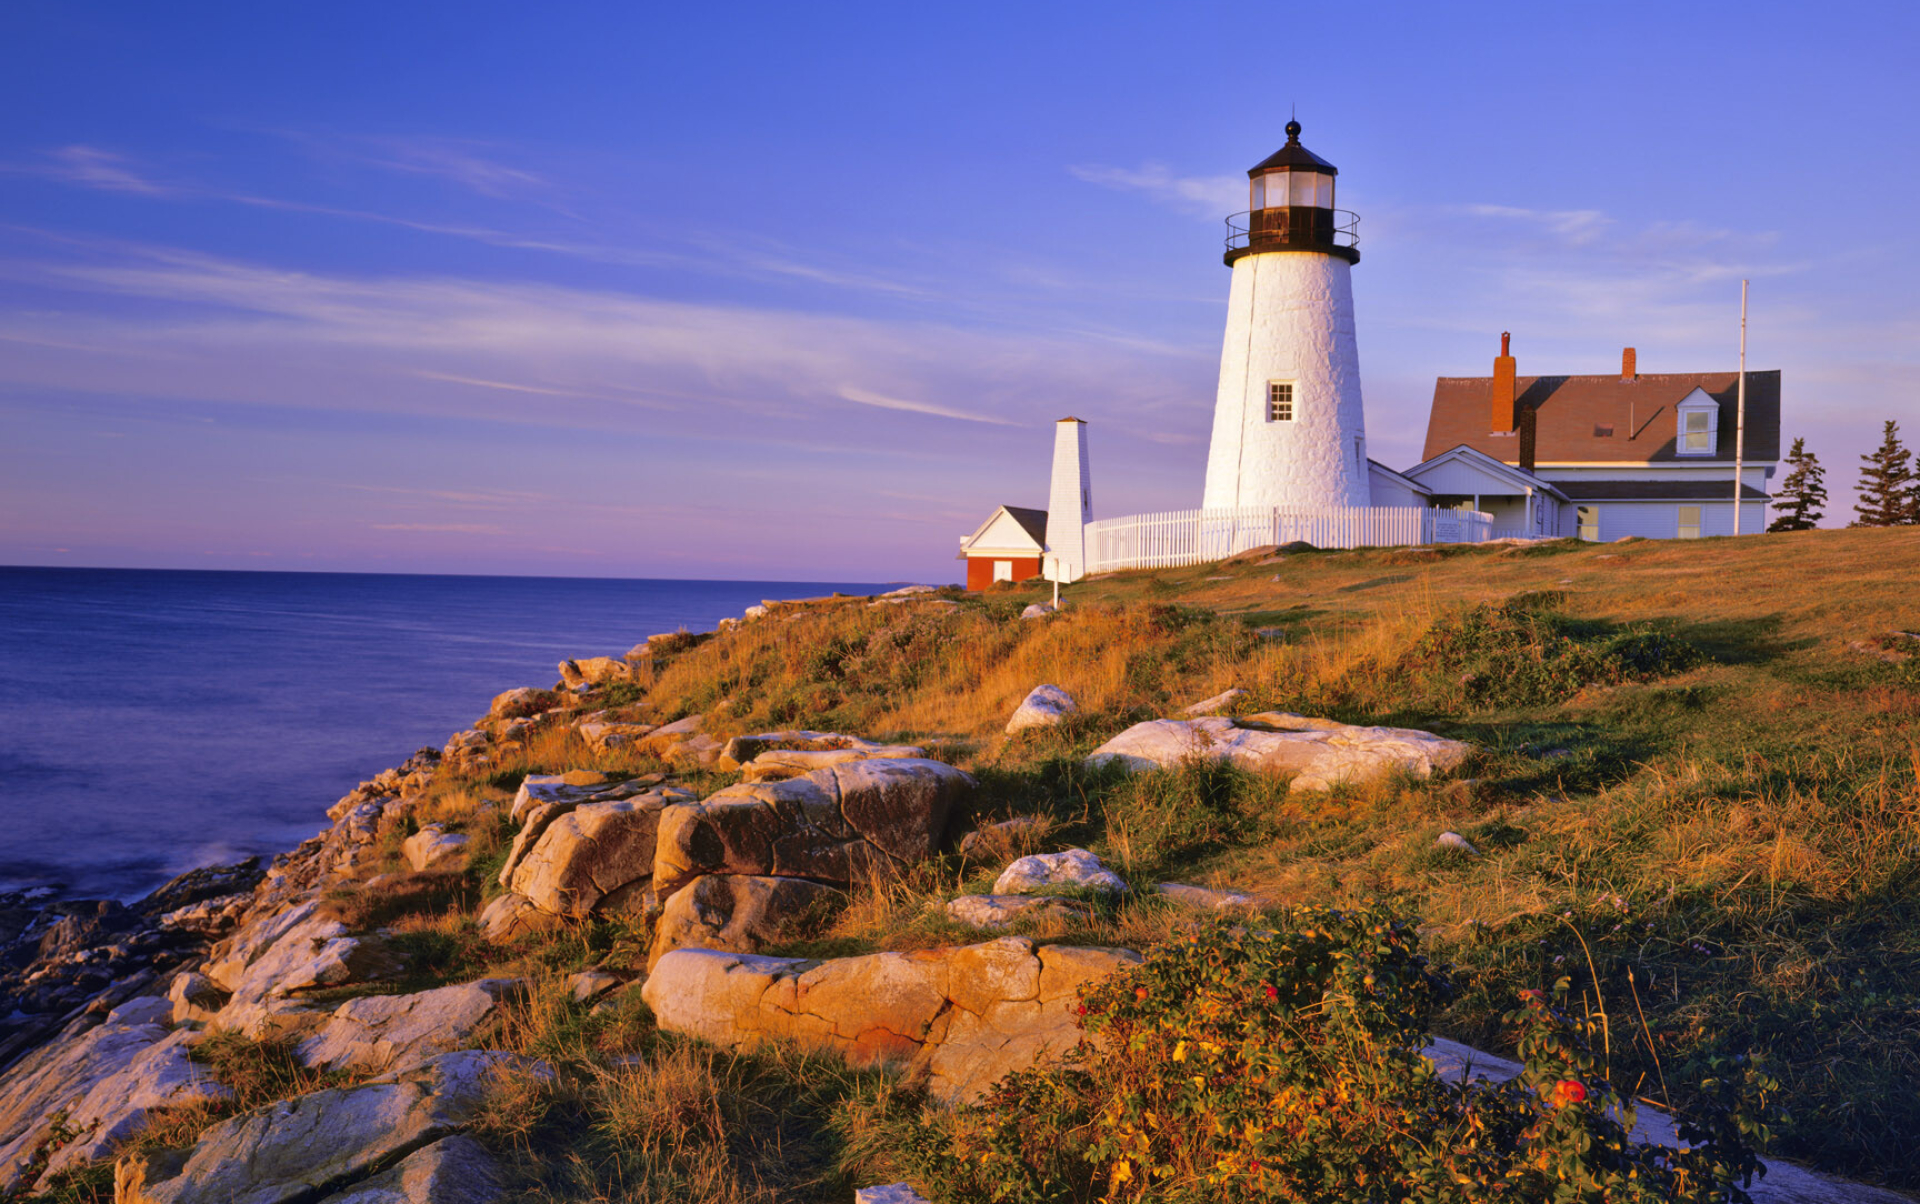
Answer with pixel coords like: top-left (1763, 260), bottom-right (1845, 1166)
top-left (507, 796), bottom-right (673, 919)
top-left (499, 780), bottom-right (692, 891)
top-left (401, 826), bottom-right (469, 873)
top-left (119, 1050), bottom-right (523, 1204)
top-left (297, 980), bottom-right (523, 1075)
top-left (557, 656), bottom-right (638, 689)
top-left (486, 688), bottom-right (560, 721)
top-left (653, 758), bottom-right (973, 896)
top-left (639, 715), bottom-right (723, 767)
top-left (476, 893), bottom-right (563, 944)
top-left (0, 1003), bottom-right (230, 1193)
top-left (205, 901), bottom-right (402, 1037)
top-left (642, 937), bottom-right (1140, 1103)
top-left (1006, 685), bottom-right (1075, 734)
top-left (994, 848), bottom-right (1126, 896)
top-left (1085, 712), bottom-right (1469, 793)
top-left (648, 874), bottom-right (842, 967)
top-left (717, 731), bottom-right (928, 782)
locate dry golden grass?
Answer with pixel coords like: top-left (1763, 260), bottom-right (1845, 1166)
top-left (341, 527), bottom-right (1920, 1189)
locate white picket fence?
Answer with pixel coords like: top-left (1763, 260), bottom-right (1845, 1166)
top-left (1083, 506), bottom-right (1493, 574)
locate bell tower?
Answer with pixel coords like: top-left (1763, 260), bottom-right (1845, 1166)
top-left (1201, 120), bottom-right (1371, 511)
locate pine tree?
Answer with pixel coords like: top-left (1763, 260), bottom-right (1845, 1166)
top-left (1852, 420), bottom-right (1917, 527)
top-left (1767, 437), bottom-right (1827, 531)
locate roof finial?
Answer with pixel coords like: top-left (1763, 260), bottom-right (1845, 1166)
top-left (1285, 108), bottom-right (1301, 141)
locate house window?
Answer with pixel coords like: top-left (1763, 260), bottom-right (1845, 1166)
top-left (1577, 506), bottom-right (1599, 542)
top-left (1680, 409), bottom-right (1715, 453)
top-left (993, 560), bottom-right (1014, 582)
top-left (1677, 505), bottom-right (1702, 539)
top-left (1593, 423), bottom-right (1615, 437)
top-left (1267, 381), bottom-right (1294, 422)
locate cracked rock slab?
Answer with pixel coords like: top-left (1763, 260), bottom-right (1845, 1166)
top-left (643, 938), bottom-right (1140, 1103)
top-left (310, 1134), bottom-right (505, 1204)
top-left (124, 1050), bottom-right (523, 1204)
top-left (1085, 712), bottom-right (1468, 793)
top-left (297, 979), bottom-right (524, 1074)
top-left (648, 874), bottom-right (842, 968)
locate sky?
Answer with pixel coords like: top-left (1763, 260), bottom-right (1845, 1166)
top-left (2, 1), bottom-right (1916, 582)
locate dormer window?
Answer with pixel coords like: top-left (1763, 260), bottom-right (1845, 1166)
top-left (1674, 389), bottom-right (1720, 456)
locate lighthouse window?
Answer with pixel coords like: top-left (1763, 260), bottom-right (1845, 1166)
top-left (1267, 382), bottom-right (1295, 422)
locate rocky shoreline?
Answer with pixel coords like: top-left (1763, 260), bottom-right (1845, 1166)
top-left (0, 588), bottom-right (1902, 1203)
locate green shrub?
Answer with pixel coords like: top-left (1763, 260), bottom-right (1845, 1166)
top-left (1400, 600), bottom-right (1700, 710)
top-left (901, 907), bottom-right (1770, 1203)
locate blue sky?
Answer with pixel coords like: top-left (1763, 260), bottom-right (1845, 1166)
top-left (3, 1), bottom-right (1915, 580)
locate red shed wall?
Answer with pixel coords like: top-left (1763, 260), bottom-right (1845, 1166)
top-left (965, 555), bottom-right (1042, 591)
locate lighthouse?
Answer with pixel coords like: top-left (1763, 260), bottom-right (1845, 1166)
top-left (1200, 120), bottom-right (1371, 511)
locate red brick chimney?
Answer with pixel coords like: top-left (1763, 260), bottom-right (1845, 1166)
top-left (1490, 331), bottom-right (1517, 433)
top-left (1622, 346), bottom-right (1637, 381)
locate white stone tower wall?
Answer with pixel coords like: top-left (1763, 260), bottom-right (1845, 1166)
top-left (1044, 418), bottom-right (1090, 581)
top-left (1201, 253), bottom-right (1371, 510)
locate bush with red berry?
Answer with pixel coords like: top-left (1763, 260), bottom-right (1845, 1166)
top-left (898, 905), bottom-right (1771, 1203)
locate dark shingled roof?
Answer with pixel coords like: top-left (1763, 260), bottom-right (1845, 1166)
top-left (1250, 121), bottom-right (1338, 176)
top-left (1003, 506), bottom-right (1049, 546)
top-left (1421, 370), bottom-right (1781, 465)
top-left (1557, 480), bottom-right (1771, 502)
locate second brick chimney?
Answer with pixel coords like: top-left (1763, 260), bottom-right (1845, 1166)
top-left (1622, 346), bottom-right (1637, 381)
top-left (1490, 331), bottom-right (1517, 433)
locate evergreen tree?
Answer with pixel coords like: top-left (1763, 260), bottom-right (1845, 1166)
top-left (1767, 437), bottom-right (1827, 531)
top-left (1853, 420), bottom-right (1917, 527)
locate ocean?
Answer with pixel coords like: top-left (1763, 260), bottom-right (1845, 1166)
top-left (0, 566), bottom-right (889, 903)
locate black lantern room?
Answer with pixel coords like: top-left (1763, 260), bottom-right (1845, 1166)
top-left (1225, 120), bottom-right (1359, 266)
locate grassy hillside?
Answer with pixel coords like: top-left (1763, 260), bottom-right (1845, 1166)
top-left (630, 527), bottom-right (1920, 1188)
top-left (54, 527), bottom-right (1911, 1203)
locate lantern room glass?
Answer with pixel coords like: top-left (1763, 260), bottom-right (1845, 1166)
top-left (1252, 170), bottom-right (1334, 211)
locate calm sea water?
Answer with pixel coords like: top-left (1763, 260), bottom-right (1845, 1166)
top-left (0, 567), bottom-right (889, 902)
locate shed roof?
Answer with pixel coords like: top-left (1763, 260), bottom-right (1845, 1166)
top-left (958, 505), bottom-right (1049, 556)
top-left (1421, 370), bottom-right (1781, 465)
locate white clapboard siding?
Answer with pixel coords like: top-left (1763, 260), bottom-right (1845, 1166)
top-left (1085, 507), bottom-right (1492, 574)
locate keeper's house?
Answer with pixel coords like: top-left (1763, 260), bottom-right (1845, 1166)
top-left (956, 505), bottom-right (1048, 590)
top-left (1408, 339), bottom-right (1780, 541)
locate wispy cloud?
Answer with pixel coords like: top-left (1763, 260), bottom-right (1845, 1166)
top-left (349, 137), bottom-right (549, 198)
top-left (11, 141), bottom-right (947, 301)
top-left (7, 146), bottom-right (174, 196)
top-left (0, 238), bottom-right (1200, 448)
top-left (837, 386), bottom-right (1019, 426)
top-left (1460, 203), bottom-right (1613, 247)
top-left (1068, 163), bottom-right (1243, 217)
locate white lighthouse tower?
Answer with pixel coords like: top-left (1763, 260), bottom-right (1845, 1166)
top-left (1201, 121), bottom-right (1371, 510)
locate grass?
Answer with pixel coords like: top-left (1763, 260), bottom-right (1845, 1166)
top-left (30, 525), bottom-right (1917, 1200)
top-left (628, 526), bottom-right (1920, 1188)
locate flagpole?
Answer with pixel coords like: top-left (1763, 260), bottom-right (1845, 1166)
top-left (1733, 280), bottom-right (1748, 535)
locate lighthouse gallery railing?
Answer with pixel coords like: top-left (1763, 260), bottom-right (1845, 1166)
top-left (1083, 506), bottom-right (1493, 573)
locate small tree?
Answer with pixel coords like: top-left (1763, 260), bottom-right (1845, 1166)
top-left (1767, 437), bottom-right (1827, 531)
top-left (1852, 420), bottom-right (1917, 527)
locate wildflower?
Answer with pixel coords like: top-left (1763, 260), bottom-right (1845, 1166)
top-left (1135, 985), bottom-right (1150, 1000)
top-left (1552, 1080), bottom-right (1588, 1107)
top-left (1263, 983), bottom-right (1279, 1002)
